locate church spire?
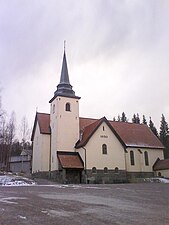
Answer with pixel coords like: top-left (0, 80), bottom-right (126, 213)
top-left (50, 45), bottom-right (80, 102)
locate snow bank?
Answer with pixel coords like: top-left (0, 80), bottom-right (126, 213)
top-left (0, 175), bottom-right (36, 186)
top-left (144, 177), bottom-right (169, 183)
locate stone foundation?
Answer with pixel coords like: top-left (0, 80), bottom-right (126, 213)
top-left (84, 169), bottom-right (128, 184)
top-left (32, 170), bottom-right (155, 184)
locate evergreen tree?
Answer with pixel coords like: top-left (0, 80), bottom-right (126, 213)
top-left (159, 114), bottom-right (169, 144)
top-left (132, 114), bottom-right (137, 123)
top-left (136, 113), bottom-right (140, 124)
top-left (117, 115), bottom-right (120, 122)
top-left (142, 115), bottom-right (147, 125)
top-left (113, 117), bottom-right (116, 121)
top-left (149, 117), bottom-right (158, 137)
top-left (159, 114), bottom-right (169, 158)
top-left (121, 112), bottom-right (127, 122)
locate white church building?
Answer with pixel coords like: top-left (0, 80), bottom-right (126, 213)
top-left (31, 49), bottom-right (164, 184)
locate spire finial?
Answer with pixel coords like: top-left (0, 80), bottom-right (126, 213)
top-left (64, 40), bottom-right (66, 52)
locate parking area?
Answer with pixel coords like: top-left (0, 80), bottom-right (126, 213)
top-left (0, 183), bottom-right (169, 225)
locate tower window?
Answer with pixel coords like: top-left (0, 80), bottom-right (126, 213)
top-left (130, 150), bottom-right (135, 165)
top-left (144, 151), bottom-right (149, 166)
top-left (53, 104), bottom-right (55, 114)
top-left (65, 102), bottom-right (71, 111)
top-left (102, 144), bottom-right (107, 154)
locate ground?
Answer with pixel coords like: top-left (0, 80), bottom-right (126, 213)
top-left (0, 181), bottom-right (169, 225)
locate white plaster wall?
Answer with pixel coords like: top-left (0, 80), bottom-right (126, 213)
top-left (32, 123), bottom-right (50, 172)
top-left (125, 148), bottom-right (164, 172)
top-left (50, 96), bottom-right (79, 171)
top-left (155, 169), bottom-right (169, 178)
top-left (78, 122), bottom-right (126, 170)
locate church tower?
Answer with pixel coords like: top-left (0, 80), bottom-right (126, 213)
top-left (49, 49), bottom-right (80, 171)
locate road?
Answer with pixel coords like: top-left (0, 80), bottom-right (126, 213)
top-left (0, 183), bottom-right (169, 225)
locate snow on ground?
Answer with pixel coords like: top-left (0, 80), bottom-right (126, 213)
top-left (144, 177), bottom-right (169, 183)
top-left (1, 173), bottom-right (169, 186)
top-left (0, 174), bottom-right (36, 186)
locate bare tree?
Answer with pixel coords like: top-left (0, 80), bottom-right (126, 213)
top-left (6, 111), bottom-right (16, 170)
top-left (20, 116), bottom-right (31, 149)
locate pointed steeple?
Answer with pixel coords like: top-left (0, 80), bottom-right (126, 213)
top-left (49, 47), bottom-right (80, 103)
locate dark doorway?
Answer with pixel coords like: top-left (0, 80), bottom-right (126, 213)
top-left (66, 169), bottom-right (82, 184)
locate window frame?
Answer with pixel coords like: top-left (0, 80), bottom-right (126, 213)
top-left (92, 167), bottom-right (97, 174)
top-left (130, 150), bottom-right (135, 166)
top-left (102, 144), bottom-right (107, 155)
top-left (65, 102), bottom-right (71, 112)
top-left (144, 151), bottom-right (149, 166)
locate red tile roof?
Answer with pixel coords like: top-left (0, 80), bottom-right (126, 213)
top-left (77, 117), bottom-right (164, 149)
top-left (31, 113), bottom-right (164, 149)
top-left (57, 152), bottom-right (84, 169)
top-left (109, 121), bottom-right (163, 149)
top-left (153, 159), bottom-right (169, 171)
top-left (37, 113), bottom-right (50, 134)
top-left (31, 113), bottom-right (50, 141)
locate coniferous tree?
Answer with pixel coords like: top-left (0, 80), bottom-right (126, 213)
top-left (142, 115), bottom-right (147, 125)
top-left (159, 114), bottom-right (169, 159)
top-left (121, 112), bottom-right (127, 122)
top-left (113, 117), bottom-right (116, 122)
top-left (159, 114), bottom-right (168, 144)
top-left (117, 115), bottom-right (121, 122)
top-left (136, 113), bottom-right (140, 124)
top-left (132, 114), bottom-right (137, 123)
top-left (149, 117), bottom-right (158, 137)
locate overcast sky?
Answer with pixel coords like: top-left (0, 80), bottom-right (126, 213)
top-left (0, 0), bottom-right (169, 134)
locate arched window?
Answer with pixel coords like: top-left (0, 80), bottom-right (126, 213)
top-left (92, 167), bottom-right (97, 174)
top-left (53, 104), bottom-right (55, 114)
top-left (104, 167), bottom-right (108, 173)
top-left (115, 167), bottom-right (119, 174)
top-left (102, 144), bottom-right (107, 154)
top-left (144, 151), bottom-right (149, 166)
top-left (65, 102), bottom-right (71, 111)
top-left (158, 172), bottom-right (161, 177)
top-left (130, 150), bottom-right (135, 165)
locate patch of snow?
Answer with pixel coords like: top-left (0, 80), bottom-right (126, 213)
top-left (0, 197), bottom-right (27, 204)
top-left (144, 177), bottom-right (169, 183)
top-left (18, 215), bottom-right (27, 220)
top-left (0, 175), bottom-right (36, 186)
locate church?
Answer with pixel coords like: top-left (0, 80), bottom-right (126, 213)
top-left (31, 48), bottom-right (164, 184)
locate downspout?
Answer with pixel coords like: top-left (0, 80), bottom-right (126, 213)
top-left (82, 147), bottom-right (87, 184)
top-left (124, 147), bottom-right (128, 180)
top-left (49, 126), bottom-right (52, 178)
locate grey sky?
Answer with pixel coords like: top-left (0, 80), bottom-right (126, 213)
top-left (0, 0), bottom-right (169, 132)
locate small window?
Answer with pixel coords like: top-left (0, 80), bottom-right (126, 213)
top-left (102, 144), bottom-right (107, 154)
top-left (158, 172), bottom-right (161, 177)
top-left (92, 167), bottom-right (97, 173)
top-left (65, 102), bottom-right (71, 111)
top-left (130, 150), bottom-right (135, 165)
top-left (115, 167), bottom-right (119, 174)
top-left (103, 126), bottom-right (105, 131)
top-left (144, 151), bottom-right (149, 166)
top-left (104, 167), bottom-right (108, 173)
top-left (53, 104), bottom-right (55, 114)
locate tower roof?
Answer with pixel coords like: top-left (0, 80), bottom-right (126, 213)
top-left (49, 49), bottom-right (80, 103)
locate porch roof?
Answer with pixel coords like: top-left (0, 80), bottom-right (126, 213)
top-left (57, 151), bottom-right (84, 169)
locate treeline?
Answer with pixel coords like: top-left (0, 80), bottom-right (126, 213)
top-left (0, 96), bottom-right (31, 171)
top-left (113, 112), bottom-right (169, 159)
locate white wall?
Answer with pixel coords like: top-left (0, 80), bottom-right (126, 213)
top-left (77, 121), bottom-right (126, 170)
top-left (125, 148), bottom-right (164, 172)
top-left (50, 96), bottom-right (79, 171)
top-left (32, 123), bottom-right (50, 172)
